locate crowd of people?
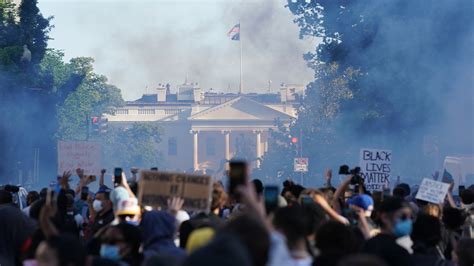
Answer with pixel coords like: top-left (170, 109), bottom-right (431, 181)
top-left (0, 167), bottom-right (473, 266)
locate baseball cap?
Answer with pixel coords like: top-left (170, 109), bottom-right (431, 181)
top-left (116, 198), bottom-right (140, 216)
top-left (347, 194), bottom-right (374, 211)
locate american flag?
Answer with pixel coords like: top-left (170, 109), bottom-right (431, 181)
top-left (228, 23), bottom-right (240, 41)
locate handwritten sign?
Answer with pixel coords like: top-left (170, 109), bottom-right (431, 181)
top-left (57, 141), bottom-right (101, 176)
top-left (138, 171), bottom-right (212, 211)
top-left (360, 148), bottom-right (392, 191)
top-left (415, 178), bottom-right (450, 204)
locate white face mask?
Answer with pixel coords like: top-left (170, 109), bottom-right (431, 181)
top-left (93, 200), bottom-right (103, 212)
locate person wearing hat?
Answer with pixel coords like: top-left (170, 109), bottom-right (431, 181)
top-left (347, 194), bottom-right (379, 238)
top-left (116, 198), bottom-right (141, 226)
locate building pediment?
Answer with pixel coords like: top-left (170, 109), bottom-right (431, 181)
top-left (188, 96), bottom-right (294, 121)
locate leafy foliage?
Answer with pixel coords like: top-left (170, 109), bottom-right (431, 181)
top-left (99, 123), bottom-right (164, 170)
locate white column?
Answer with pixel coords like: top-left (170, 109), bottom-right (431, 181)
top-left (221, 130), bottom-right (231, 170)
top-left (192, 130), bottom-right (199, 171)
top-left (256, 131), bottom-right (262, 168)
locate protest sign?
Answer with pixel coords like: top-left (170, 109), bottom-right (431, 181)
top-left (57, 141), bottom-right (101, 176)
top-left (415, 178), bottom-right (450, 204)
top-left (294, 157), bottom-right (309, 172)
top-left (138, 171), bottom-right (212, 211)
top-left (359, 148), bottom-right (392, 191)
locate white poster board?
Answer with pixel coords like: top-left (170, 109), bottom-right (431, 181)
top-left (360, 148), bottom-right (392, 191)
top-left (415, 178), bottom-right (450, 204)
top-left (58, 141), bottom-right (101, 176)
top-left (294, 157), bottom-right (309, 172)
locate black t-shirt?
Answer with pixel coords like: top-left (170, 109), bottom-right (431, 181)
top-left (363, 233), bottom-right (414, 266)
top-left (91, 208), bottom-right (114, 235)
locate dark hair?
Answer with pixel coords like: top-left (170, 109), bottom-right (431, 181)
top-left (442, 207), bottom-right (467, 230)
top-left (29, 198), bottom-right (46, 220)
top-left (211, 182), bottom-right (228, 211)
top-left (114, 223), bottom-right (142, 256)
top-left (40, 188), bottom-right (48, 199)
top-left (411, 214), bottom-right (441, 247)
top-left (460, 189), bottom-right (474, 205)
top-left (0, 189), bottom-right (12, 204)
top-left (290, 185), bottom-right (305, 199)
top-left (455, 238), bottom-right (474, 266)
top-left (302, 202), bottom-right (328, 236)
top-left (273, 205), bottom-right (308, 247)
top-left (316, 221), bottom-right (357, 255)
top-left (46, 234), bottom-right (86, 266)
top-left (378, 196), bottom-right (407, 213)
top-left (27, 191), bottom-right (40, 205)
top-left (337, 254), bottom-right (388, 266)
top-left (223, 214), bottom-right (270, 266)
top-left (392, 187), bottom-right (407, 198)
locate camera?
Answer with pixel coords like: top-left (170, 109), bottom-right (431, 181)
top-left (339, 165), bottom-right (364, 185)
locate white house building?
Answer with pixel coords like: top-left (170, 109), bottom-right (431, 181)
top-left (104, 82), bottom-right (304, 175)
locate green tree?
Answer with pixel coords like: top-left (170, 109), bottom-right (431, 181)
top-left (56, 56), bottom-right (123, 141)
top-left (100, 123), bottom-right (163, 170)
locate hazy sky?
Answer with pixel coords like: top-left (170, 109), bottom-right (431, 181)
top-left (38, 0), bottom-right (317, 100)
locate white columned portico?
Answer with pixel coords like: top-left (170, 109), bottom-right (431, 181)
top-left (255, 130), bottom-right (262, 168)
top-left (191, 130), bottom-right (199, 171)
top-left (221, 130), bottom-right (231, 169)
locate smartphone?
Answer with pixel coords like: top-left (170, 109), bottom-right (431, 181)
top-left (228, 161), bottom-right (247, 196)
top-left (264, 185), bottom-right (279, 214)
top-left (114, 167), bottom-right (123, 186)
top-left (459, 185), bottom-right (466, 197)
top-left (150, 167), bottom-right (158, 171)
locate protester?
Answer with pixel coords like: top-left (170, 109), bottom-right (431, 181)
top-left (99, 223), bottom-right (143, 266)
top-left (363, 197), bottom-right (414, 266)
top-left (90, 186), bottom-right (114, 235)
top-left (23, 190), bottom-right (40, 216)
top-left (313, 221), bottom-right (358, 266)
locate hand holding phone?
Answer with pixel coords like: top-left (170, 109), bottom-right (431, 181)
top-left (114, 168), bottom-right (123, 187)
top-left (264, 185), bottom-right (279, 214)
top-left (228, 161), bottom-right (248, 197)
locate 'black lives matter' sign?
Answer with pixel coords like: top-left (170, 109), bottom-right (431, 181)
top-left (138, 171), bottom-right (212, 212)
top-left (359, 148), bottom-right (392, 191)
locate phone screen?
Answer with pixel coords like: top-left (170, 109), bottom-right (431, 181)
top-left (264, 186), bottom-right (279, 214)
top-left (459, 185), bottom-right (466, 197)
top-left (228, 161), bottom-right (247, 196)
top-left (114, 168), bottom-right (123, 186)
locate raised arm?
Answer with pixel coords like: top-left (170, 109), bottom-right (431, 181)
top-left (331, 175), bottom-right (352, 214)
top-left (99, 169), bottom-right (106, 187)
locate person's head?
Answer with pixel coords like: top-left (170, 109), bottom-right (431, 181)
top-left (422, 203), bottom-right (441, 218)
top-left (377, 196), bottom-right (413, 237)
top-left (347, 194), bottom-right (374, 217)
top-left (223, 214), bottom-right (270, 266)
top-left (26, 191), bottom-right (40, 206)
top-left (460, 188), bottom-right (474, 207)
top-left (442, 207), bottom-right (467, 231)
top-left (319, 187), bottom-right (336, 203)
top-left (316, 221), bottom-right (357, 256)
top-left (211, 182), bottom-right (228, 214)
top-left (94, 187), bottom-right (112, 214)
top-left (394, 183), bottom-right (411, 198)
top-left (35, 234), bottom-right (86, 266)
top-left (301, 201), bottom-right (328, 239)
top-left (116, 198), bottom-right (141, 224)
top-left (39, 188), bottom-right (48, 199)
top-left (336, 254), bottom-right (388, 266)
top-left (0, 189), bottom-right (12, 204)
top-left (453, 238), bottom-right (474, 266)
top-left (101, 223), bottom-right (142, 261)
top-left (411, 213), bottom-right (441, 248)
top-left (273, 205), bottom-right (308, 250)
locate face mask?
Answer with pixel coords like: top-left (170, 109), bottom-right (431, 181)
top-left (394, 219), bottom-right (412, 237)
top-left (93, 200), bottom-right (103, 212)
top-left (126, 220), bottom-right (139, 226)
top-left (100, 244), bottom-right (120, 260)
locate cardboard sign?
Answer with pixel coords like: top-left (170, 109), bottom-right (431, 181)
top-left (58, 141), bottom-right (101, 176)
top-left (415, 178), bottom-right (450, 204)
top-left (359, 148), bottom-right (392, 191)
top-left (294, 157), bottom-right (309, 172)
top-left (138, 171), bottom-right (212, 211)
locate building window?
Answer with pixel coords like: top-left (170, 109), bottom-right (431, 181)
top-left (206, 137), bottom-right (215, 156)
top-left (168, 137), bottom-right (177, 156)
top-left (115, 109), bottom-right (129, 115)
top-left (138, 109), bottom-right (156, 115)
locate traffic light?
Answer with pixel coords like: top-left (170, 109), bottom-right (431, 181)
top-left (91, 116), bottom-right (108, 134)
top-left (291, 136), bottom-right (299, 144)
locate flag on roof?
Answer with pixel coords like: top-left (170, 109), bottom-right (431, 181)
top-left (228, 23), bottom-right (240, 41)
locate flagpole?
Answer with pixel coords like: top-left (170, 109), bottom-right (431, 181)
top-left (239, 21), bottom-right (243, 95)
